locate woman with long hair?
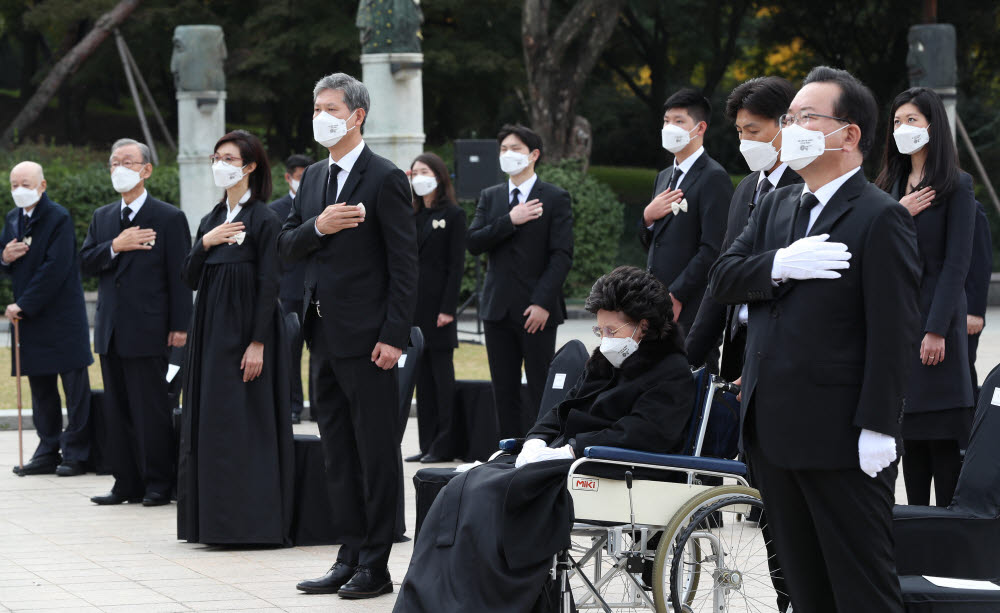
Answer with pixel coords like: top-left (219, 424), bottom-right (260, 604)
top-left (875, 87), bottom-right (976, 507)
top-left (177, 130), bottom-right (294, 544)
top-left (405, 152), bottom-right (467, 463)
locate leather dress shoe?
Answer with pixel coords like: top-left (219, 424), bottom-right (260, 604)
top-left (296, 561), bottom-right (356, 594)
top-left (91, 492), bottom-right (142, 505)
top-left (419, 454), bottom-right (449, 464)
top-left (338, 566), bottom-right (392, 599)
top-left (142, 492), bottom-right (170, 507)
top-left (291, 413), bottom-right (302, 425)
top-left (12, 455), bottom-right (60, 476)
top-left (55, 461), bottom-right (85, 476)
top-left (404, 453), bottom-right (425, 462)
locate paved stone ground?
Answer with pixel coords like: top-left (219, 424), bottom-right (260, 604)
top-left (2, 309), bottom-right (996, 612)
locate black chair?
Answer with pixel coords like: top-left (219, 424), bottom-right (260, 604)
top-left (894, 362), bottom-right (1000, 580)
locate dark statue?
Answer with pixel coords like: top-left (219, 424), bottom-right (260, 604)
top-left (906, 24), bottom-right (956, 89)
top-left (171, 25), bottom-right (227, 91)
top-left (356, 0), bottom-right (423, 54)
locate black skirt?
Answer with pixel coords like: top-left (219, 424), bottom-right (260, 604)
top-left (902, 406), bottom-right (975, 446)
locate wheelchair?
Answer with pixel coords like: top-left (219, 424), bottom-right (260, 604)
top-left (497, 369), bottom-right (785, 613)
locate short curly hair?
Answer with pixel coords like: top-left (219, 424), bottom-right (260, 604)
top-left (585, 266), bottom-right (677, 341)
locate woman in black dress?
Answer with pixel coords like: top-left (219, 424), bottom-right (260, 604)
top-left (405, 153), bottom-right (467, 464)
top-left (875, 88), bottom-right (976, 507)
top-left (177, 130), bottom-right (294, 544)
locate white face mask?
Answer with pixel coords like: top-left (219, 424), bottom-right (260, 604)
top-left (313, 110), bottom-right (358, 148)
top-left (893, 124), bottom-right (930, 155)
top-left (212, 161), bottom-right (247, 188)
top-left (11, 186), bottom-right (40, 209)
top-left (111, 166), bottom-right (143, 193)
top-left (599, 325), bottom-right (640, 369)
top-left (411, 174), bottom-right (438, 197)
top-left (739, 133), bottom-right (780, 172)
top-left (290, 178), bottom-right (300, 194)
top-left (779, 123), bottom-right (848, 171)
top-left (661, 123), bottom-right (700, 153)
top-left (499, 150), bottom-right (531, 176)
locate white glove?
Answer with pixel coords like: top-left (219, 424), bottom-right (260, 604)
top-left (515, 439), bottom-right (547, 468)
top-left (858, 429), bottom-right (897, 478)
top-left (771, 234), bottom-right (851, 282)
top-left (525, 445), bottom-right (575, 465)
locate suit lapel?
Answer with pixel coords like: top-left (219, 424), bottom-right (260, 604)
top-left (808, 172), bottom-right (864, 238)
top-left (116, 199), bottom-right (155, 278)
top-left (336, 146), bottom-right (372, 205)
top-left (778, 187), bottom-right (802, 246)
top-left (654, 155), bottom-right (707, 240)
top-left (417, 207), bottom-right (445, 249)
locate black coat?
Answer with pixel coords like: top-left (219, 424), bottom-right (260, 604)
top-left (267, 193), bottom-right (307, 303)
top-left (466, 179), bottom-right (573, 325)
top-left (891, 171), bottom-right (976, 413)
top-left (686, 166), bottom-right (802, 380)
top-left (965, 199), bottom-right (992, 320)
top-left (414, 203), bottom-right (466, 349)
top-left (80, 195), bottom-right (192, 357)
top-left (709, 171), bottom-right (921, 469)
top-left (277, 146), bottom-right (418, 356)
top-left (0, 194), bottom-right (92, 375)
top-left (639, 152), bottom-right (734, 329)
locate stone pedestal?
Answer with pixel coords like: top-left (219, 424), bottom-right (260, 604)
top-left (176, 91), bottom-right (226, 235)
top-left (360, 53), bottom-right (425, 170)
top-left (907, 24), bottom-right (957, 142)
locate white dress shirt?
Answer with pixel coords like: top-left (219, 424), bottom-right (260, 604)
top-left (110, 189), bottom-right (149, 258)
top-left (800, 166), bottom-right (861, 235)
top-left (508, 173), bottom-right (538, 205)
top-left (315, 140), bottom-right (366, 236)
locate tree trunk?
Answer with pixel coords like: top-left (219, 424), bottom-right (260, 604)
top-left (523, 0), bottom-right (624, 162)
top-left (0, 0), bottom-right (142, 149)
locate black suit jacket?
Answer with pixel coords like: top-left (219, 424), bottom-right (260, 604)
top-left (709, 171), bottom-right (921, 469)
top-left (277, 146), bottom-right (418, 357)
top-left (466, 179), bottom-right (573, 325)
top-left (965, 199), bottom-right (992, 320)
top-left (686, 166), bottom-right (802, 379)
top-left (639, 151), bottom-right (733, 328)
top-left (267, 193), bottom-right (307, 302)
top-left (80, 195), bottom-right (192, 357)
top-left (0, 194), bottom-right (93, 375)
top-left (414, 203), bottom-right (466, 349)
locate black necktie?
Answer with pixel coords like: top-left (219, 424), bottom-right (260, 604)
top-left (120, 206), bottom-right (133, 230)
top-left (667, 166), bottom-right (683, 191)
top-left (793, 193), bottom-right (821, 241)
top-left (509, 188), bottom-right (520, 208)
top-left (19, 210), bottom-right (29, 240)
top-left (327, 163), bottom-right (343, 205)
top-left (752, 177), bottom-right (774, 208)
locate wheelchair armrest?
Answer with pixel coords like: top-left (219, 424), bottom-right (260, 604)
top-left (498, 438), bottom-right (526, 452)
top-left (582, 446), bottom-right (748, 477)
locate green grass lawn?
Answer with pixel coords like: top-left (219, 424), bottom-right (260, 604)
top-left (0, 341), bottom-right (492, 409)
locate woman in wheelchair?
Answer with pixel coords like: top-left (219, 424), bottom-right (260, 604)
top-left (394, 266), bottom-right (695, 613)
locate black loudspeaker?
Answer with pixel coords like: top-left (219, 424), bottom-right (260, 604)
top-left (454, 139), bottom-right (502, 200)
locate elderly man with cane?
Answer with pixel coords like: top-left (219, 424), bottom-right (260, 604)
top-left (4, 161), bottom-right (93, 476)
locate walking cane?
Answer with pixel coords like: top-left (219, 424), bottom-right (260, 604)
top-left (13, 317), bottom-right (24, 475)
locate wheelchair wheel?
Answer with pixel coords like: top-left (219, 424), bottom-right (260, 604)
top-left (650, 485), bottom-right (760, 613)
top-left (669, 494), bottom-right (785, 612)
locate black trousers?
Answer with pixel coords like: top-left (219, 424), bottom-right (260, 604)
top-left (902, 439), bottom-right (962, 507)
top-left (746, 407), bottom-right (903, 613)
top-left (100, 337), bottom-right (173, 497)
top-left (415, 347), bottom-right (457, 458)
top-left (281, 298), bottom-right (306, 417)
top-left (27, 366), bottom-right (91, 463)
top-left (309, 307), bottom-right (399, 570)
top-left (968, 330), bottom-right (981, 403)
top-left (483, 310), bottom-right (557, 439)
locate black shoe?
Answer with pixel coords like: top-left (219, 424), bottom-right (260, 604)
top-left (404, 453), bottom-right (425, 462)
top-left (91, 492), bottom-right (142, 505)
top-left (291, 413), bottom-right (302, 425)
top-left (142, 492), bottom-right (170, 507)
top-left (296, 562), bottom-right (357, 594)
top-left (338, 566), bottom-right (392, 599)
top-left (55, 461), bottom-right (86, 477)
top-left (420, 454), bottom-right (448, 463)
top-left (12, 455), bottom-right (60, 476)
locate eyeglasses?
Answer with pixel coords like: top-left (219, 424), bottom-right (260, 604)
top-left (779, 111), bottom-right (850, 129)
top-left (209, 154), bottom-right (243, 165)
top-left (108, 160), bottom-right (143, 170)
top-left (592, 322), bottom-right (635, 338)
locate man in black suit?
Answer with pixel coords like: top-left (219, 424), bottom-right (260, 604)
top-left (467, 124), bottom-right (573, 439)
top-left (687, 77), bottom-right (801, 380)
top-left (268, 153), bottom-right (313, 424)
top-left (709, 67), bottom-right (921, 612)
top-left (640, 89), bottom-right (733, 336)
top-left (965, 199), bottom-right (992, 402)
top-left (279, 73), bottom-right (417, 600)
top-left (4, 161), bottom-right (93, 477)
top-left (80, 139), bottom-right (192, 507)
